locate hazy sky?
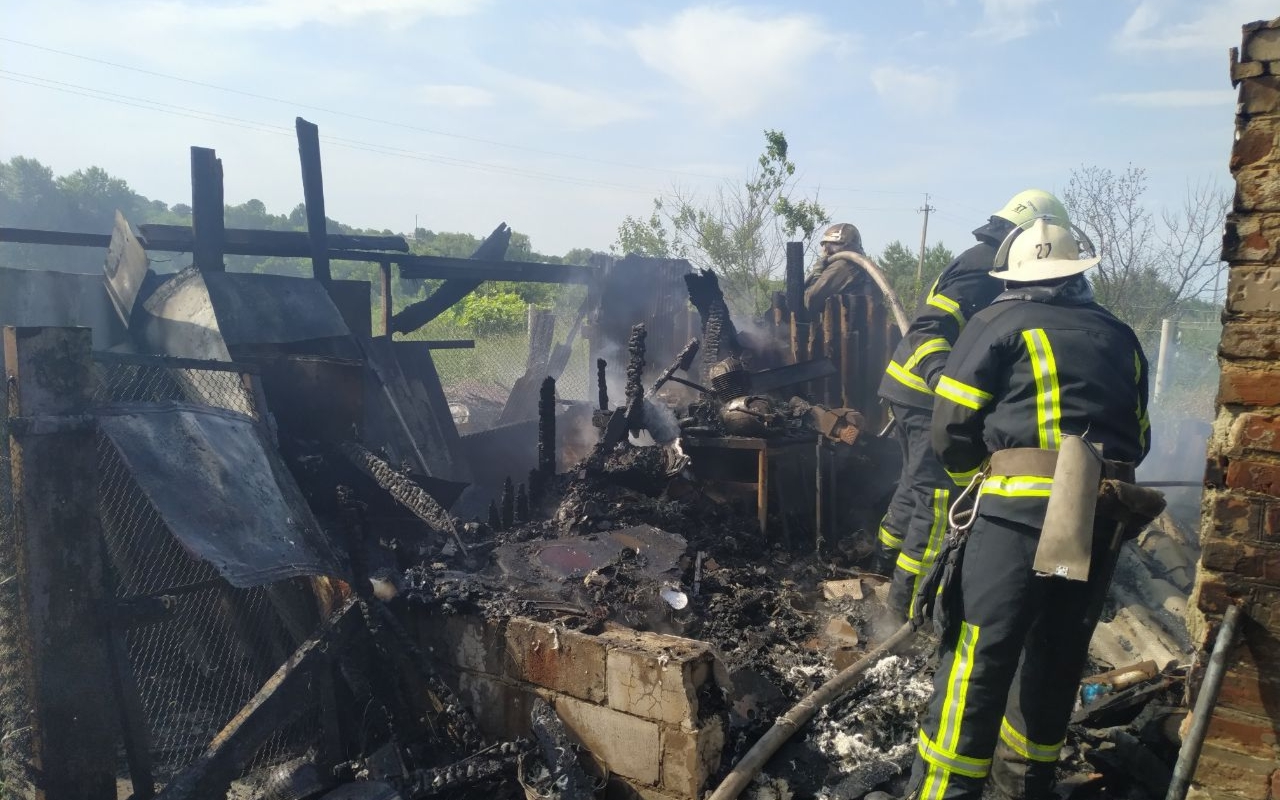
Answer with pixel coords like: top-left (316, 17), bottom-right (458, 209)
top-left (0, 0), bottom-right (1270, 257)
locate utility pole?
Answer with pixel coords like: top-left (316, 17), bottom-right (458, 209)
top-left (916, 193), bottom-right (935, 283)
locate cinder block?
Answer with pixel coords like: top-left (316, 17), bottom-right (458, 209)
top-left (1233, 60), bottom-right (1267, 83)
top-left (553, 694), bottom-right (662, 786)
top-left (428, 614), bottom-right (506, 675)
top-left (504, 617), bottom-right (608, 703)
top-left (455, 671), bottom-right (537, 740)
top-left (1232, 129), bottom-right (1280, 175)
top-left (1194, 741), bottom-right (1277, 798)
top-left (660, 722), bottom-right (725, 797)
top-left (1240, 77), bottom-right (1280, 120)
top-left (600, 629), bottom-right (718, 726)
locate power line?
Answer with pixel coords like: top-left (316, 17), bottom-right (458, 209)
top-left (0, 70), bottom-right (664, 195)
top-left (0, 35), bottom-right (927, 198)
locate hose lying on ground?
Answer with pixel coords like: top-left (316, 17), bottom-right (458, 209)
top-left (707, 621), bottom-right (919, 800)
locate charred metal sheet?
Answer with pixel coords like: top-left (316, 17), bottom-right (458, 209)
top-left (248, 354), bottom-right (364, 443)
top-left (751, 358), bottom-right (838, 395)
top-left (0, 266), bottom-right (128, 353)
top-left (141, 267), bottom-right (352, 360)
top-left (96, 403), bottom-right (347, 587)
top-left (327, 279), bottom-right (374, 337)
top-left (105, 211), bottom-right (153, 327)
top-left (391, 341), bottom-right (470, 481)
top-left (359, 336), bottom-right (461, 479)
top-left (460, 402), bottom-right (594, 488)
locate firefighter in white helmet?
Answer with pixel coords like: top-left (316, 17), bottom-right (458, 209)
top-left (874, 190), bottom-right (1070, 624)
top-left (901, 216), bottom-right (1151, 800)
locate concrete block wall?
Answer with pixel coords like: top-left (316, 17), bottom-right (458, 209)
top-left (417, 613), bottom-right (728, 800)
top-left (1190, 17), bottom-right (1280, 800)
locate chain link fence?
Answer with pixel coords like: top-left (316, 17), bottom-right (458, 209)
top-left (427, 308), bottom-right (591, 433)
top-left (90, 354), bottom-right (321, 792)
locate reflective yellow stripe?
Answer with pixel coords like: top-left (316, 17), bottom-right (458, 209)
top-left (946, 465), bottom-right (980, 486)
top-left (979, 474), bottom-right (1054, 498)
top-left (919, 761), bottom-right (950, 800)
top-left (1135, 349), bottom-right (1149, 450)
top-left (923, 488), bottom-right (948, 570)
top-left (878, 525), bottom-right (903, 549)
top-left (999, 717), bottom-right (1064, 763)
top-left (905, 337), bottom-right (952, 370)
top-left (887, 360), bottom-right (932, 395)
top-left (918, 730), bottom-right (992, 778)
top-left (1023, 329), bottom-right (1062, 449)
top-left (936, 375), bottom-right (993, 411)
top-left (897, 551), bottom-right (925, 575)
top-left (927, 290), bottom-right (965, 327)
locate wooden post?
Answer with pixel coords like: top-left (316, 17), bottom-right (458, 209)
top-left (379, 259), bottom-right (393, 338)
top-left (809, 317), bottom-right (824, 399)
top-left (189, 147), bottom-right (225, 272)
top-left (3, 326), bottom-right (117, 800)
top-left (823, 297), bottom-right (840, 407)
top-left (785, 242), bottom-right (806, 323)
top-left (295, 117), bottom-right (332, 283)
top-left (790, 317), bottom-right (809, 374)
top-left (840, 297), bottom-right (859, 409)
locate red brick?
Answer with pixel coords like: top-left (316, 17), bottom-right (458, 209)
top-left (1216, 665), bottom-right (1280, 717)
top-left (1270, 768), bottom-right (1279, 800)
top-left (1232, 126), bottom-right (1277, 172)
top-left (1219, 364), bottom-right (1280, 407)
top-left (1201, 538), bottom-right (1280, 582)
top-left (1195, 741), bottom-right (1276, 798)
top-left (1221, 319), bottom-right (1280, 360)
top-left (1195, 571), bottom-right (1249, 618)
top-left (1207, 492), bottom-right (1266, 542)
top-left (1226, 458), bottom-right (1280, 496)
top-left (1203, 708), bottom-right (1279, 761)
top-left (1236, 414), bottom-right (1280, 454)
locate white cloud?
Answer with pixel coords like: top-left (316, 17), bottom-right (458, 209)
top-left (139, 0), bottom-right (485, 31)
top-left (1095, 89), bottom-right (1236, 108)
top-left (870, 66), bottom-right (959, 115)
top-left (625, 6), bottom-right (841, 120)
top-left (416, 84), bottom-right (493, 108)
top-left (507, 76), bottom-right (647, 128)
top-left (973, 0), bottom-right (1056, 43)
top-left (1115, 0), bottom-right (1278, 52)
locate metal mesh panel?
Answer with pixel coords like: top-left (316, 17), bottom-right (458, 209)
top-left (91, 355), bottom-right (320, 790)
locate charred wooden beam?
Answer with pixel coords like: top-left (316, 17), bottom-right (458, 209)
top-left (785, 241), bottom-right (805, 323)
top-left (137, 225), bottom-right (408, 255)
top-left (295, 118), bottom-right (332, 282)
top-left (190, 147), bottom-right (225, 272)
top-left (154, 600), bottom-right (361, 800)
top-left (394, 253), bottom-right (596, 284)
top-left (390, 222), bottom-right (512, 335)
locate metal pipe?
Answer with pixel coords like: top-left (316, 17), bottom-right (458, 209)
top-left (708, 621), bottom-right (917, 800)
top-left (1154, 318), bottom-right (1175, 400)
top-left (1165, 604), bottom-right (1243, 800)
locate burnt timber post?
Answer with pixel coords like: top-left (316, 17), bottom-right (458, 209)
top-left (3, 326), bottom-right (117, 800)
top-left (189, 148), bottom-right (225, 272)
top-left (785, 241), bottom-right (805, 323)
top-left (295, 117), bottom-right (332, 283)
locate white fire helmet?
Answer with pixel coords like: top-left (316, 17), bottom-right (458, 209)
top-left (991, 216), bottom-right (1101, 283)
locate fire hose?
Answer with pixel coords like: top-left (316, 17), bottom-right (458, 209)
top-left (828, 250), bottom-right (911, 336)
top-left (707, 621), bottom-right (918, 800)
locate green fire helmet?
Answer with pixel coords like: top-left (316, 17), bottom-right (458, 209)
top-left (820, 222), bottom-right (864, 254)
top-left (993, 189), bottom-right (1069, 229)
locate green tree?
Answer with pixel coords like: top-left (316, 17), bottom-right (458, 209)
top-left (876, 240), bottom-right (955, 313)
top-left (614, 130), bottom-right (830, 315)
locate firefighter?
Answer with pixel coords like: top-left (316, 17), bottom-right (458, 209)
top-left (905, 217), bottom-right (1151, 800)
top-left (804, 222), bottom-right (870, 315)
top-left (875, 189), bottom-right (1070, 623)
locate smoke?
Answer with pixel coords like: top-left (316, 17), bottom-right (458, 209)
top-left (642, 398), bottom-right (681, 445)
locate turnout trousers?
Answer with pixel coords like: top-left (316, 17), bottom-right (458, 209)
top-left (877, 402), bottom-right (952, 619)
top-left (907, 515), bottom-right (1117, 800)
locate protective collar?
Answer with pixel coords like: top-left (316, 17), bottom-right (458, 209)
top-left (993, 275), bottom-right (1095, 306)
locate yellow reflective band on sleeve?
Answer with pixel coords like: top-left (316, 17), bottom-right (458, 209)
top-left (999, 718), bottom-right (1064, 763)
top-left (980, 474), bottom-right (1054, 498)
top-left (927, 290), bottom-right (965, 327)
top-left (918, 730), bottom-right (992, 779)
top-left (946, 466), bottom-right (980, 486)
top-left (886, 360), bottom-right (933, 395)
top-left (878, 525), bottom-right (903, 549)
top-left (936, 375), bottom-right (994, 411)
top-left (905, 337), bottom-right (952, 370)
top-left (1022, 329), bottom-right (1063, 449)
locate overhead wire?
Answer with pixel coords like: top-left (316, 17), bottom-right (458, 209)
top-left (0, 35), bottom-right (925, 198)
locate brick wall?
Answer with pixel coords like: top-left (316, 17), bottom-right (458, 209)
top-left (413, 612), bottom-right (729, 800)
top-left (1189, 17), bottom-right (1280, 800)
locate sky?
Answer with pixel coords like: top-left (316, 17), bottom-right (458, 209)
top-left (0, 0), bottom-right (1272, 257)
